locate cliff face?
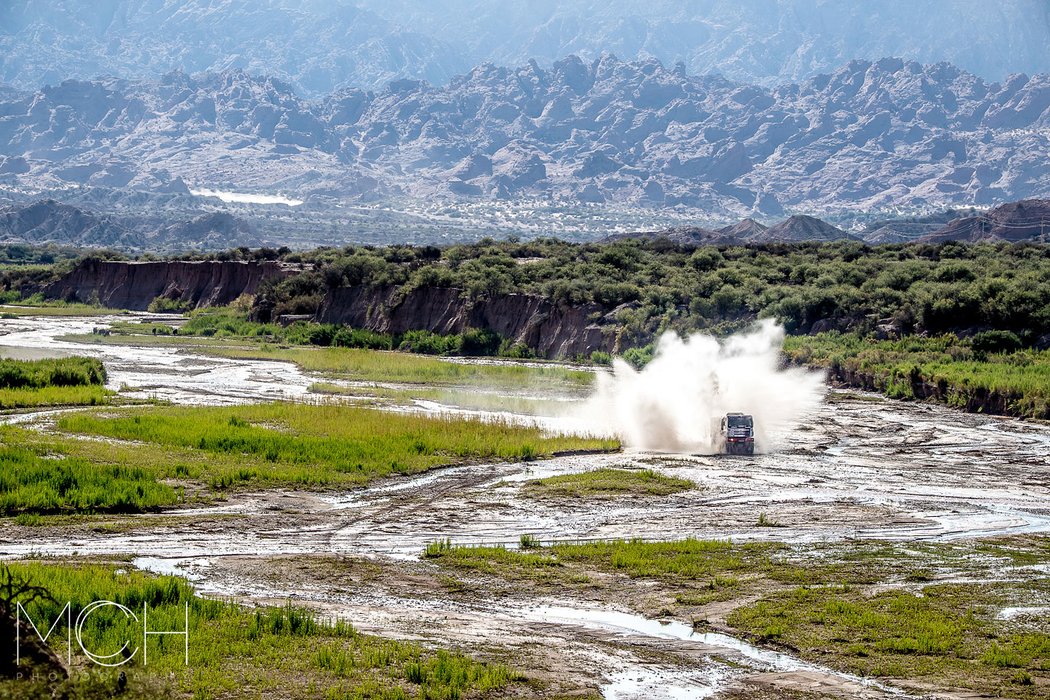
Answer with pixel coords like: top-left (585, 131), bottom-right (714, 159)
top-left (45, 259), bottom-right (294, 310)
top-left (317, 285), bottom-right (618, 359)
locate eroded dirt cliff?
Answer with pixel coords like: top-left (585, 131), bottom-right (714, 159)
top-left (317, 285), bottom-right (621, 359)
top-left (44, 259), bottom-right (295, 310)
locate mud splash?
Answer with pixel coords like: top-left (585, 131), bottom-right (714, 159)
top-left (580, 321), bottom-right (825, 452)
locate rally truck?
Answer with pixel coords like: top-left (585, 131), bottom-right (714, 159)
top-left (720, 413), bottom-right (755, 455)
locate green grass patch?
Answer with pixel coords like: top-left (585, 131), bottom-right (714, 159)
top-left (0, 299), bottom-right (125, 316)
top-left (65, 326), bottom-right (595, 391)
top-left (7, 403), bottom-right (619, 514)
top-left (0, 384), bottom-right (112, 408)
top-left (200, 344), bottom-right (594, 389)
top-left (728, 584), bottom-right (1050, 695)
top-left (423, 537), bottom-right (811, 592)
top-left (524, 467), bottom-right (695, 498)
top-left (57, 404), bottom-right (615, 486)
top-left (423, 535), bottom-right (1050, 694)
top-left (310, 381), bottom-right (581, 414)
top-left (3, 561), bottom-right (520, 699)
top-left (0, 356), bottom-right (106, 389)
top-left (0, 356), bottom-right (113, 408)
top-left (0, 430), bottom-right (180, 514)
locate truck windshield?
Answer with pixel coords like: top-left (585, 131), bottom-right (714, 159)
top-left (727, 416), bottom-right (753, 428)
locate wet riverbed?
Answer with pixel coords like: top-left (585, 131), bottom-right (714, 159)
top-left (1, 313), bottom-right (1048, 698)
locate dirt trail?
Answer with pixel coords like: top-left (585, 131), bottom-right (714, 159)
top-left (1, 315), bottom-right (1049, 698)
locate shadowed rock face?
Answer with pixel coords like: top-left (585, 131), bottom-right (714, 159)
top-left (44, 259), bottom-right (295, 310)
top-left (920, 199), bottom-right (1050, 243)
top-left (317, 285), bottom-right (616, 359)
top-left (3, 55), bottom-right (1050, 215)
top-left (717, 218), bottom-right (767, 239)
top-left (0, 200), bottom-right (142, 248)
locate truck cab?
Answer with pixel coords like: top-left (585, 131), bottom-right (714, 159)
top-left (721, 413), bottom-right (755, 455)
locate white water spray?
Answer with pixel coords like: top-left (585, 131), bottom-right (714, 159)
top-left (580, 320), bottom-right (826, 453)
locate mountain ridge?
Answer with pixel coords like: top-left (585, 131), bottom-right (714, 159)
top-left (3, 55), bottom-right (1050, 217)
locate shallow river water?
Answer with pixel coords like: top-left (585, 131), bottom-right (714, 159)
top-left (1, 313), bottom-right (1048, 699)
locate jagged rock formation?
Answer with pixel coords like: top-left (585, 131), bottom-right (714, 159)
top-left (44, 259), bottom-right (295, 309)
top-left (317, 285), bottom-right (617, 359)
top-left (157, 213), bottom-right (258, 250)
top-left (2, 1), bottom-right (1047, 94)
top-left (921, 199), bottom-right (1050, 243)
top-left (3, 56), bottom-right (1050, 215)
top-left (607, 201), bottom-right (1050, 246)
top-left (605, 226), bottom-right (737, 246)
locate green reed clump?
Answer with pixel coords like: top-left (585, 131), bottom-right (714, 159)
top-left (0, 435), bottom-right (178, 514)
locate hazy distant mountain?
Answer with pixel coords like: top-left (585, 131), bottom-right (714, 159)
top-left (1, 1), bottom-right (1047, 95)
top-left (0, 0), bottom-right (467, 95)
top-left (357, 0), bottom-right (1050, 88)
top-left (3, 55), bottom-right (1050, 216)
top-left (0, 200), bottom-right (261, 250)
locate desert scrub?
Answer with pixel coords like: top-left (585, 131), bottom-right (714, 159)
top-left (523, 467), bottom-right (695, 498)
top-left (4, 561), bottom-right (520, 699)
top-left (53, 403), bottom-right (619, 493)
top-left (728, 583), bottom-right (1050, 696)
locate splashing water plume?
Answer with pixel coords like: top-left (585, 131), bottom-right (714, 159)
top-left (581, 320), bottom-right (825, 453)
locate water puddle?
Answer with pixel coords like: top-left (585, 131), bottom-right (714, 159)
top-left (522, 606), bottom-right (906, 694)
top-left (997, 606), bottom-right (1050, 621)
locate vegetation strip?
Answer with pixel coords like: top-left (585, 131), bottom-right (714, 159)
top-left (0, 403), bottom-right (617, 514)
top-left (2, 561), bottom-right (519, 700)
top-left (523, 467), bottom-right (695, 498)
top-left (0, 357), bottom-right (113, 408)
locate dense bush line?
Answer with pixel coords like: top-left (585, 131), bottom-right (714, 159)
top-left (243, 239), bottom-right (1050, 345)
top-left (177, 307), bottom-right (535, 358)
top-left (783, 333), bottom-right (1050, 418)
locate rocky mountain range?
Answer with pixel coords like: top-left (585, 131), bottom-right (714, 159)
top-left (2, 55), bottom-right (1050, 217)
top-left (6, 198), bottom-right (1046, 252)
top-left (2, 1), bottom-right (1047, 94)
top-left (614, 200), bottom-right (1050, 246)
